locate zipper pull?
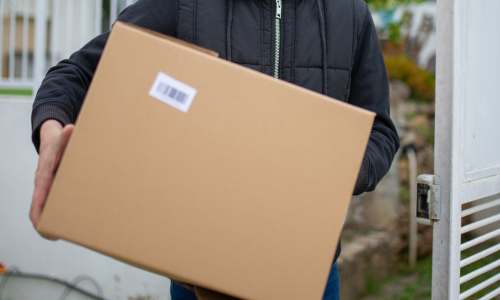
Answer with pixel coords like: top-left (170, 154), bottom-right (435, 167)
top-left (275, 0), bottom-right (282, 19)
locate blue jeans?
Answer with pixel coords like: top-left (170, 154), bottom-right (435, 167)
top-left (170, 262), bottom-right (340, 300)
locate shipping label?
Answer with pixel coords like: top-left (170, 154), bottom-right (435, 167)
top-left (149, 72), bottom-right (197, 113)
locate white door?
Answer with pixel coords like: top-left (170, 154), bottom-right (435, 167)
top-left (432, 0), bottom-right (500, 299)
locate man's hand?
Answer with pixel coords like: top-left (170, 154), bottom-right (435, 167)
top-left (30, 120), bottom-right (74, 240)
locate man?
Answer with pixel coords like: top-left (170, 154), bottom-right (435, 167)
top-left (29, 0), bottom-right (400, 299)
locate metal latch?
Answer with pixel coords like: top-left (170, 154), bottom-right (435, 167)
top-left (416, 174), bottom-right (441, 225)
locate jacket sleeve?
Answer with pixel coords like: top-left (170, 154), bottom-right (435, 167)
top-left (350, 4), bottom-right (400, 195)
top-left (31, 0), bottom-right (178, 152)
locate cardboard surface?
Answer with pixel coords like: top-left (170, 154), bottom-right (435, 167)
top-left (195, 286), bottom-right (240, 300)
top-left (38, 22), bottom-right (375, 300)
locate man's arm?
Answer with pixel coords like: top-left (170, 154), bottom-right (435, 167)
top-left (30, 0), bottom-right (178, 237)
top-left (31, 0), bottom-right (179, 152)
top-left (350, 3), bottom-right (400, 195)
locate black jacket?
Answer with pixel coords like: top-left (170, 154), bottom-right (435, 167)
top-left (31, 0), bottom-right (400, 263)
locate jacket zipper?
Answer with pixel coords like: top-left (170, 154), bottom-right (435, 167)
top-left (274, 0), bottom-right (282, 79)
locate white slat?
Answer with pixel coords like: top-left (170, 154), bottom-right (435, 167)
top-left (462, 176), bottom-right (500, 205)
top-left (9, 0), bottom-right (16, 80)
top-left (460, 258), bottom-right (500, 284)
top-left (21, 0), bottom-right (29, 80)
top-left (459, 273), bottom-right (500, 300)
top-left (462, 198), bottom-right (500, 217)
top-left (461, 213), bottom-right (500, 234)
top-left (461, 243), bottom-right (500, 268)
top-left (33, 0), bottom-right (47, 90)
top-left (65, 0), bottom-right (73, 59)
top-left (478, 286), bottom-right (500, 300)
top-left (50, 0), bottom-right (60, 67)
top-left (0, 0), bottom-right (4, 79)
top-left (110, 0), bottom-right (117, 29)
top-left (79, 0), bottom-right (86, 48)
top-left (94, 0), bottom-right (102, 36)
top-left (461, 228), bottom-right (500, 251)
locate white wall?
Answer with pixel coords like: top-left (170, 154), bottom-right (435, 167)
top-left (0, 97), bottom-right (171, 300)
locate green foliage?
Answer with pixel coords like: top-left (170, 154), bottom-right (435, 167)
top-left (384, 54), bottom-right (435, 102)
top-left (399, 186), bottom-right (409, 203)
top-left (405, 110), bottom-right (417, 122)
top-left (362, 255), bottom-right (433, 300)
top-left (365, 272), bottom-right (383, 295)
top-left (414, 123), bottom-right (435, 146)
top-left (365, 0), bottom-right (425, 12)
top-left (386, 21), bottom-right (403, 43)
top-left (0, 89), bottom-right (33, 96)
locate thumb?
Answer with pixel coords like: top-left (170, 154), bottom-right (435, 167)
top-left (61, 124), bottom-right (75, 143)
top-left (53, 124), bottom-right (75, 166)
top-left (56, 124), bottom-right (74, 152)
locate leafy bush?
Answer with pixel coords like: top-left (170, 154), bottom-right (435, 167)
top-left (366, 0), bottom-right (425, 11)
top-left (385, 54), bottom-right (435, 102)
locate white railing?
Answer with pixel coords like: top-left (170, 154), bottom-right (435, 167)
top-left (459, 193), bottom-right (500, 299)
top-left (0, 0), bottom-right (137, 93)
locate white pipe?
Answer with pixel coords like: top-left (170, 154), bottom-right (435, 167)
top-left (461, 228), bottom-right (500, 251)
top-left (459, 272), bottom-right (500, 300)
top-left (461, 213), bottom-right (500, 234)
top-left (407, 148), bottom-right (418, 269)
top-left (460, 243), bottom-right (500, 268)
top-left (126, 0), bottom-right (134, 7)
top-left (460, 258), bottom-right (500, 284)
top-left (462, 198), bottom-right (500, 218)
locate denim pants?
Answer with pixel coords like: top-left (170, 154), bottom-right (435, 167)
top-left (170, 262), bottom-right (340, 300)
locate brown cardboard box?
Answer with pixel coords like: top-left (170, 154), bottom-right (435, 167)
top-left (38, 22), bottom-right (375, 300)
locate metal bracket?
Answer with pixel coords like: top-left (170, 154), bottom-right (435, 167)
top-left (416, 174), bottom-right (441, 225)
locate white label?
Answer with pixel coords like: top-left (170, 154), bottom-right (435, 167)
top-left (149, 72), bottom-right (197, 113)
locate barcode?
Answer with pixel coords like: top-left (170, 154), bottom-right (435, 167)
top-left (149, 71), bottom-right (197, 113)
top-left (157, 82), bottom-right (188, 104)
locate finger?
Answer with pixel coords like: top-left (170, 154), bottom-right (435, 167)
top-left (30, 189), bottom-right (60, 241)
top-left (60, 124), bottom-right (75, 145)
top-left (31, 174), bottom-right (60, 241)
top-left (30, 138), bottom-right (60, 235)
top-left (41, 234), bottom-right (59, 241)
top-left (31, 124), bottom-right (73, 225)
top-left (32, 155), bottom-right (57, 209)
top-left (40, 126), bottom-right (74, 240)
top-left (31, 170), bottom-right (53, 226)
top-left (29, 123), bottom-right (70, 241)
top-left (53, 124), bottom-right (74, 164)
top-left (50, 124), bottom-right (75, 175)
top-left (29, 197), bottom-right (42, 228)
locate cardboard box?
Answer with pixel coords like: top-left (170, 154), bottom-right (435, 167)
top-left (38, 22), bottom-right (375, 300)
